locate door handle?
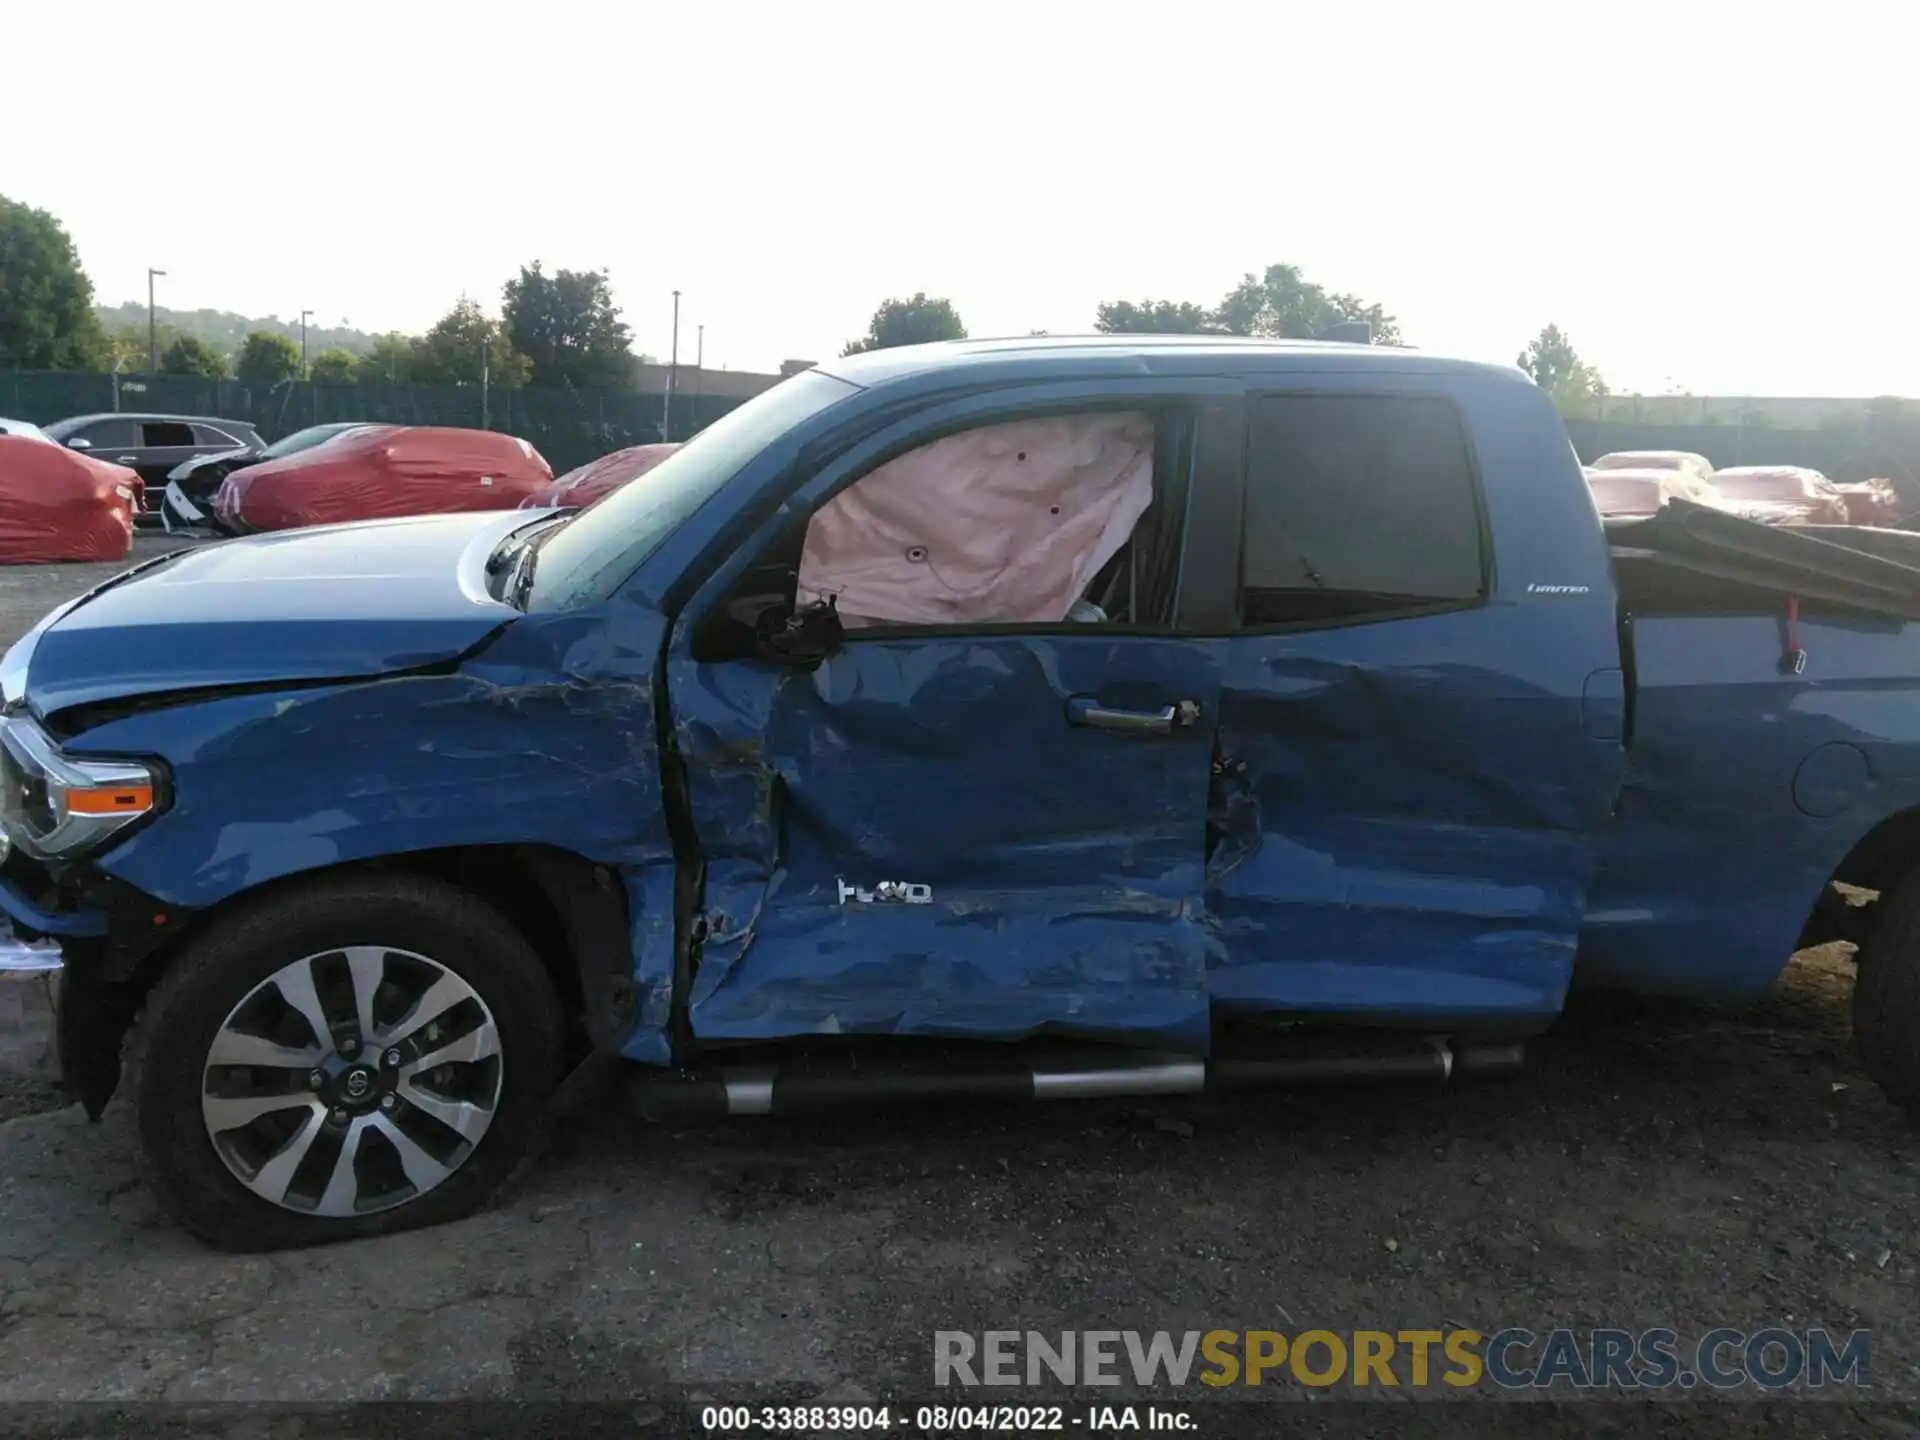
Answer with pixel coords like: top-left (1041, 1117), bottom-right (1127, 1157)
top-left (1067, 696), bottom-right (1201, 735)
top-left (116, 456), bottom-right (137, 462)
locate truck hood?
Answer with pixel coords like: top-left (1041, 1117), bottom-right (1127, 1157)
top-left (16, 510), bottom-right (543, 718)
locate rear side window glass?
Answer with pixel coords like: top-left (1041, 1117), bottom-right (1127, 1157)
top-left (141, 421), bottom-right (196, 447)
top-left (192, 424), bottom-right (244, 448)
top-left (1242, 394), bottom-right (1484, 624)
top-left (76, 419), bottom-right (138, 448)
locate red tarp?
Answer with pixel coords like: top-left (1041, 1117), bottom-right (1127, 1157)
top-left (1836, 479), bottom-right (1904, 527)
top-left (520, 443), bottom-right (682, 510)
top-left (1585, 465), bottom-right (1729, 518)
top-left (213, 426), bottom-right (553, 533)
top-left (1708, 466), bottom-right (1850, 526)
top-left (0, 436), bottom-right (138, 564)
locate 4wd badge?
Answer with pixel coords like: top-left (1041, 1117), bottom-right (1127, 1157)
top-left (838, 878), bottom-right (934, 905)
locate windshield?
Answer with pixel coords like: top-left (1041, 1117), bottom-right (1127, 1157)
top-left (526, 369), bottom-right (858, 610)
top-left (261, 423), bottom-right (366, 459)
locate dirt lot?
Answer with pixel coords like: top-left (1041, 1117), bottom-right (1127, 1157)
top-left (0, 538), bottom-right (1914, 1427)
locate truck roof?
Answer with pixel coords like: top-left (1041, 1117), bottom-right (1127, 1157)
top-left (819, 333), bottom-right (1530, 390)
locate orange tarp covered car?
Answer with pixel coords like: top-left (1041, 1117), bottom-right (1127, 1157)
top-left (213, 426), bottom-right (552, 533)
top-left (519, 443), bottom-right (682, 510)
top-left (0, 435), bottom-right (139, 563)
top-left (1588, 450), bottom-right (1716, 482)
top-left (1835, 479), bottom-right (1904, 528)
top-left (1708, 466), bottom-right (1850, 526)
top-left (1585, 466), bottom-right (1728, 519)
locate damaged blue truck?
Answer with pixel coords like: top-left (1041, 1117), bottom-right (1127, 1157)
top-left (5, 335), bottom-right (1920, 1250)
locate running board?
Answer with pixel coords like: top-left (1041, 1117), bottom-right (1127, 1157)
top-left (624, 1037), bottom-right (1526, 1122)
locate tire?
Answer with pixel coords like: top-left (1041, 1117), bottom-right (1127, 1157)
top-left (130, 871), bottom-right (564, 1251)
top-left (1851, 872), bottom-right (1920, 1124)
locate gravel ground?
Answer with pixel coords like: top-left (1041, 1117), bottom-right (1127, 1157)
top-left (0, 537), bottom-right (1914, 1430)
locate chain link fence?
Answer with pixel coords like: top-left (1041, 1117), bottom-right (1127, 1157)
top-left (1, 370), bottom-right (747, 475)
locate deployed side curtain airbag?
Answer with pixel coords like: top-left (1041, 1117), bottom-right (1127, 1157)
top-left (794, 412), bottom-right (1155, 627)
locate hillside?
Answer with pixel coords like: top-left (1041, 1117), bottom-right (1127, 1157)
top-left (93, 303), bottom-right (380, 360)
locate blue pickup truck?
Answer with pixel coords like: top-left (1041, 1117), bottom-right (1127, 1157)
top-left (4, 336), bottom-right (1918, 1251)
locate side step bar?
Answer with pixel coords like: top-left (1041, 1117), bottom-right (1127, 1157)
top-left (625, 1037), bottom-right (1526, 1122)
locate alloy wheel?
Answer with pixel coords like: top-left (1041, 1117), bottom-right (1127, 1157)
top-left (200, 946), bottom-right (503, 1216)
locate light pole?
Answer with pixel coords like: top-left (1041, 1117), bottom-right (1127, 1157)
top-left (695, 324), bottom-right (704, 397)
top-left (147, 268), bottom-right (166, 373)
top-left (662, 290), bottom-right (681, 441)
top-left (299, 310), bottom-right (313, 377)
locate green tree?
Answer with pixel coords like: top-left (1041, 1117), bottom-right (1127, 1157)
top-left (1324, 293), bottom-right (1399, 345)
top-left (159, 334), bottom-right (228, 378)
top-left (411, 299), bottom-right (531, 388)
top-left (1517, 323), bottom-right (1607, 400)
top-left (235, 330), bottom-right (301, 383)
top-left (108, 324), bottom-right (176, 373)
top-left (1094, 299), bottom-right (1216, 334)
top-left (308, 347), bottom-right (359, 385)
top-left (1213, 263), bottom-right (1402, 344)
top-left (0, 195), bottom-right (108, 368)
top-left (501, 263), bottom-right (636, 388)
top-left (842, 293), bottom-right (967, 354)
top-left (1094, 263), bottom-right (1401, 345)
top-left (359, 332), bottom-right (416, 385)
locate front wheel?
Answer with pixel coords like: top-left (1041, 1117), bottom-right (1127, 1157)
top-left (132, 873), bottom-right (563, 1250)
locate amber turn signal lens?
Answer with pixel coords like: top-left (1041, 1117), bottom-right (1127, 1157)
top-left (65, 783), bottom-right (154, 816)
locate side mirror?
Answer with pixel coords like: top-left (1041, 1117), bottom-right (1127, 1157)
top-left (65, 437), bottom-right (92, 451)
top-left (754, 595), bottom-right (843, 670)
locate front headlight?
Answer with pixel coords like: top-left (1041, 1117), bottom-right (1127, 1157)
top-left (0, 717), bottom-right (164, 859)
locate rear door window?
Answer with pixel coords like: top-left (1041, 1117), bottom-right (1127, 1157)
top-left (191, 423), bottom-right (246, 448)
top-left (1240, 393), bottom-right (1486, 626)
top-left (141, 421), bottom-right (197, 448)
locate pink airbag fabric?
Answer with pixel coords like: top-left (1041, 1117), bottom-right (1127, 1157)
top-left (795, 412), bottom-right (1154, 627)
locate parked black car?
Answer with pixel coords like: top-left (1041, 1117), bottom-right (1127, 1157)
top-left (43, 414), bottom-right (265, 500)
top-left (160, 422), bottom-right (376, 531)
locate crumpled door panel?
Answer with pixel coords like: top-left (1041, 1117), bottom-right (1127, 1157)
top-left (668, 635), bottom-right (1225, 1050)
top-left (1207, 607), bottom-right (1622, 1023)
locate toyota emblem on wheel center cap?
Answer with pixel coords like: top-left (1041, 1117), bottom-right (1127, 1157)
top-left (342, 1069), bottom-right (372, 1100)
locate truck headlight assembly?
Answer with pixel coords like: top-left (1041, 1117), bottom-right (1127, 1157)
top-left (0, 717), bottom-right (164, 859)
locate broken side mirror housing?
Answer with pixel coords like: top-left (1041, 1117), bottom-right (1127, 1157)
top-left (753, 594), bottom-right (843, 670)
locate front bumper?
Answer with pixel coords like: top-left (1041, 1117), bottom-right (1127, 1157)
top-left (0, 858), bottom-right (192, 1119)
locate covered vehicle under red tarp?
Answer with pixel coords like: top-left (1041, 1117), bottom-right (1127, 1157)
top-left (1585, 466), bottom-right (1729, 519)
top-left (519, 442), bottom-right (682, 510)
top-left (212, 426), bottom-right (553, 533)
top-left (1588, 449), bottom-right (1716, 481)
top-left (0, 436), bottom-right (139, 563)
top-left (1835, 478), bottom-right (1904, 528)
top-left (1708, 465), bottom-right (1850, 526)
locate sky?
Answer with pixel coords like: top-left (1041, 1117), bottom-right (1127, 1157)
top-left (6, 1), bottom-right (1914, 397)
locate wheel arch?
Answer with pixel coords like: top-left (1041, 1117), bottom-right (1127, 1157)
top-left (62, 843), bottom-right (634, 1118)
top-left (1798, 803), bottom-right (1920, 948)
